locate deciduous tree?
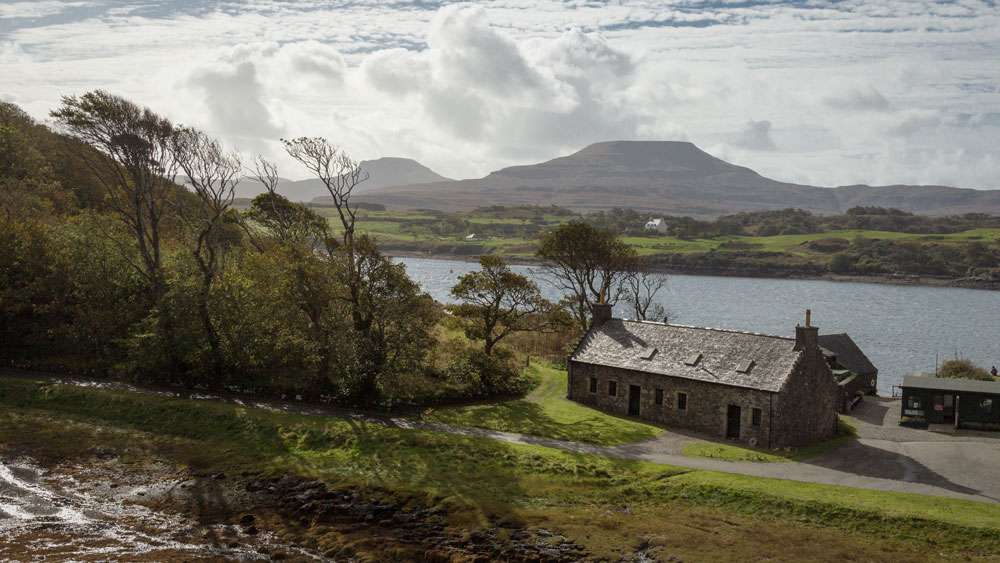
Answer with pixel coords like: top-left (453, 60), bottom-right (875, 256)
top-left (535, 221), bottom-right (637, 330)
top-left (449, 256), bottom-right (549, 356)
top-left (171, 126), bottom-right (243, 378)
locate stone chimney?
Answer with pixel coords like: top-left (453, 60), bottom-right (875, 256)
top-left (592, 303), bottom-right (613, 329)
top-left (793, 309), bottom-right (819, 352)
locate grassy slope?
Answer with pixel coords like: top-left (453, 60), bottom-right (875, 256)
top-left (419, 363), bottom-right (668, 446)
top-left (1, 376), bottom-right (1000, 561)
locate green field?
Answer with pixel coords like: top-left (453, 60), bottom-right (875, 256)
top-left (2, 376), bottom-right (1000, 560)
top-left (332, 207), bottom-right (1000, 264)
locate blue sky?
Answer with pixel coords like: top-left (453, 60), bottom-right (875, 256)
top-left (2, 0), bottom-right (998, 188)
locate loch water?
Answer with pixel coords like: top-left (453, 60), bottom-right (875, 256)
top-left (394, 256), bottom-right (1000, 396)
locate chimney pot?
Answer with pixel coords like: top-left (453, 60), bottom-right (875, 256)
top-left (794, 311), bottom-right (819, 351)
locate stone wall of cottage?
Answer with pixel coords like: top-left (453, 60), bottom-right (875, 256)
top-left (567, 361), bottom-right (775, 448)
top-left (771, 346), bottom-right (840, 448)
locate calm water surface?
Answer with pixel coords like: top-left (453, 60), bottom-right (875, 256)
top-left (395, 256), bottom-right (1000, 396)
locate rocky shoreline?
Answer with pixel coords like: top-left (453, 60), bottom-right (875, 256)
top-left (0, 451), bottom-right (620, 562)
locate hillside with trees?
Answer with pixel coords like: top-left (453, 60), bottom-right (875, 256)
top-left (0, 96), bottom-right (561, 404)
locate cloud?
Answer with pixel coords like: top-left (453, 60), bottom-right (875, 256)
top-left (360, 48), bottom-right (429, 97)
top-left (0, 40), bottom-right (30, 64)
top-left (886, 111), bottom-right (941, 137)
top-left (735, 119), bottom-right (776, 151)
top-left (360, 5), bottom-right (646, 161)
top-left (270, 40), bottom-right (346, 91)
top-left (823, 85), bottom-right (892, 112)
top-left (186, 45), bottom-right (285, 138)
top-left (1, 0), bottom-right (998, 188)
top-left (0, 1), bottom-right (91, 20)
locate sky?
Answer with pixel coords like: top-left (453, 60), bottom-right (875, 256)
top-left (1, 0), bottom-right (998, 188)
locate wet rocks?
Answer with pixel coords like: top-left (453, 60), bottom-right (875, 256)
top-left (247, 474), bottom-right (591, 561)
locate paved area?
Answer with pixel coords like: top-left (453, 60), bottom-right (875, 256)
top-left (848, 395), bottom-right (1000, 443)
top-left (4, 371), bottom-right (1000, 504)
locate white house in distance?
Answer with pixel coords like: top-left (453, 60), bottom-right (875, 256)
top-left (645, 218), bottom-right (668, 234)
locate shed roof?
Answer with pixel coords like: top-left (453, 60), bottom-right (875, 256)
top-left (817, 333), bottom-right (877, 375)
top-left (901, 374), bottom-right (1000, 395)
top-left (570, 319), bottom-right (801, 392)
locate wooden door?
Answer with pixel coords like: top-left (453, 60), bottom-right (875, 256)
top-left (727, 405), bottom-right (742, 439)
top-left (628, 385), bottom-right (641, 416)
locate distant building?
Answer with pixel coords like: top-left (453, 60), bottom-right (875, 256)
top-left (644, 218), bottom-right (667, 234)
top-left (464, 233), bottom-right (485, 242)
top-left (567, 307), bottom-right (840, 448)
top-left (818, 333), bottom-right (879, 412)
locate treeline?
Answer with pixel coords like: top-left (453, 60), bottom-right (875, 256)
top-left (368, 204), bottom-right (1000, 243)
top-left (621, 207), bottom-right (1000, 238)
top-left (0, 95), bottom-right (546, 404)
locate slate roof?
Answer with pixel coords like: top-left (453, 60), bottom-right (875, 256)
top-left (901, 374), bottom-right (1000, 395)
top-left (817, 333), bottom-right (877, 375)
top-left (570, 319), bottom-right (802, 392)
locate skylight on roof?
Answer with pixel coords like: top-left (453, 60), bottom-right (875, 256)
top-left (639, 347), bottom-right (657, 360)
top-left (684, 353), bottom-right (702, 366)
top-left (736, 360), bottom-right (755, 374)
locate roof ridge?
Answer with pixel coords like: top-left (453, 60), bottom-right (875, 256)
top-left (621, 318), bottom-right (792, 341)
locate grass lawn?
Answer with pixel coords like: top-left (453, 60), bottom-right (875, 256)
top-left (2, 376), bottom-right (1000, 560)
top-left (682, 418), bottom-right (857, 463)
top-left (419, 362), bottom-right (668, 446)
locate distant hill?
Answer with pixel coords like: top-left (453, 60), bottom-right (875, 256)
top-left (349, 141), bottom-right (1000, 218)
top-left (230, 157), bottom-right (452, 202)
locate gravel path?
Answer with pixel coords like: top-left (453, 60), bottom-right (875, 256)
top-left (4, 371), bottom-right (999, 505)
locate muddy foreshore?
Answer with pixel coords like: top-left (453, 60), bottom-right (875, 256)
top-left (0, 452), bottom-right (598, 562)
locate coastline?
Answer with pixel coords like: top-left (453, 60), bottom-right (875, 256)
top-left (387, 251), bottom-right (1000, 291)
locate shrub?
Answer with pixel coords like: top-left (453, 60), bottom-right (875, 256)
top-left (808, 238), bottom-right (850, 253)
top-left (899, 416), bottom-right (928, 428)
top-left (446, 345), bottom-right (537, 397)
top-left (939, 359), bottom-right (993, 381)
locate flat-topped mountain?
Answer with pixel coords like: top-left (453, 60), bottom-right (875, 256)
top-left (350, 141), bottom-right (1000, 218)
top-left (235, 157), bottom-right (452, 202)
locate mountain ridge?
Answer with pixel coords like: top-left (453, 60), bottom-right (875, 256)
top-left (236, 157), bottom-right (453, 202)
top-left (344, 141), bottom-right (1000, 218)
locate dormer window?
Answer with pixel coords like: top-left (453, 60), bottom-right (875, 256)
top-left (736, 360), bottom-right (755, 374)
top-left (684, 353), bottom-right (702, 366)
top-left (639, 347), bottom-right (657, 360)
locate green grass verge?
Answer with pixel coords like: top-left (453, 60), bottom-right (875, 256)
top-left (419, 363), bottom-right (668, 445)
top-left (682, 418), bottom-right (857, 463)
top-left (1, 376), bottom-right (999, 556)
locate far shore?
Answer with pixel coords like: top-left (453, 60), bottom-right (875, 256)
top-left (387, 251), bottom-right (1000, 292)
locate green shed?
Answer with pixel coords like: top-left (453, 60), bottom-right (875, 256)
top-left (900, 373), bottom-right (1000, 427)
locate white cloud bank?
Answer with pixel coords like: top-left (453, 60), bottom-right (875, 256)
top-left (1, 0), bottom-right (998, 189)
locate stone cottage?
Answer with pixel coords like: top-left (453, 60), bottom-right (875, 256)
top-left (567, 306), bottom-right (840, 448)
